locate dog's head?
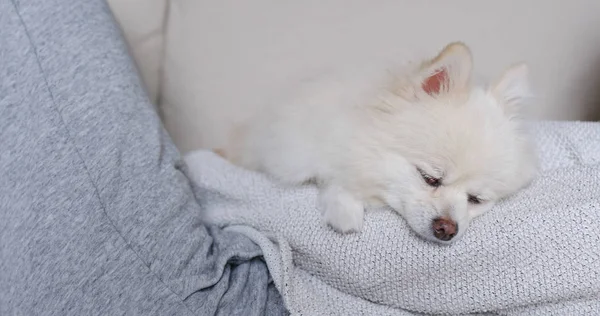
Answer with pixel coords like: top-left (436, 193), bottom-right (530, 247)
top-left (356, 42), bottom-right (538, 243)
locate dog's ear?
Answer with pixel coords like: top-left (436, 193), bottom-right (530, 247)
top-left (490, 63), bottom-right (530, 116)
top-left (417, 42), bottom-right (473, 96)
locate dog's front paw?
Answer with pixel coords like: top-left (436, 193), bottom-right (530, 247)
top-left (319, 185), bottom-right (364, 233)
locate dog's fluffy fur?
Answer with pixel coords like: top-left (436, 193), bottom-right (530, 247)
top-left (217, 42), bottom-right (538, 243)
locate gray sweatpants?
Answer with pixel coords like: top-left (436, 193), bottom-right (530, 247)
top-left (0, 0), bottom-right (286, 315)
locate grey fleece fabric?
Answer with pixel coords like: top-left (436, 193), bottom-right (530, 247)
top-left (0, 0), bottom-right (286, 315)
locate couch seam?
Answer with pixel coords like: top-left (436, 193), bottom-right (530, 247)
top-left (155, 0), bottom-right (170, 118)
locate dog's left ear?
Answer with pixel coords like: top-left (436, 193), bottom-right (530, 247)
top-left (417, 42), bottom-right (473, 97)
top-left (490, 63), bottom-right (530, 116)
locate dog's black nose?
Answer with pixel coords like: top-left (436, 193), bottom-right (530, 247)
top-left (432, 217), bottom-right (458, 241)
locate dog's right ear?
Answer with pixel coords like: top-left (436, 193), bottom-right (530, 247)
top-left (416, 42), bottom-right (473, 97)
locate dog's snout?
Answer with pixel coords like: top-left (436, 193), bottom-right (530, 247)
top-left (432, 217), bottom-right (457, 241)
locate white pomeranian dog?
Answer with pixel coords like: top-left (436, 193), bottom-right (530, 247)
top-left (214, 42), bottom-right (538, 243)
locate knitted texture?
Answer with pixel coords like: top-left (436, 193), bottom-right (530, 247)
top-left (185, 121), bottom-right (600, 315)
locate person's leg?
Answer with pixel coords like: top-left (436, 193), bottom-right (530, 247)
top-left (0, 0), bottom-right (285, 315)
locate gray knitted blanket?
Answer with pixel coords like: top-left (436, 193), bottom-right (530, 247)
top-left (184, 121), bottom-right (600, 315)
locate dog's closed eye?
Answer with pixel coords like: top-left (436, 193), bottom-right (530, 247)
top-left (418, 168), bottom-right (442, 187)
top-left (467, 194), bottom-right (482, 204)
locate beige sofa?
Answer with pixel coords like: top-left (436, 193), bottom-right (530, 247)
top-left (108, 0), bottom-right (600, 153)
